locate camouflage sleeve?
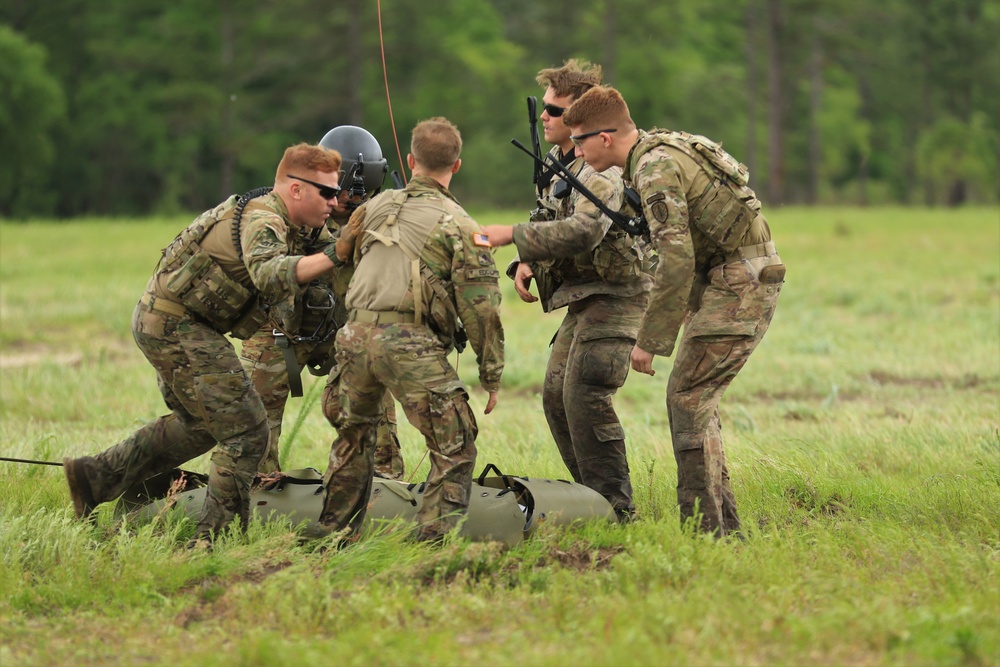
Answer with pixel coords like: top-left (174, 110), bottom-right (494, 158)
top-left (505, 252), bottom-right (521, 280)
top-left (240, 209), bottom-right (307, 307)
top-left (306, 224), bottom-right (337, 259)
top-left (512, 168), bottom-right (624, 262)
top-left (632, 147), bottom-right (695, 357)
top-left (424, 214), bottom-right (505, 392)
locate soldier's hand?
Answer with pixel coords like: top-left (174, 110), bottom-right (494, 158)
top-left (484, 391), bottom-right (498, 415)
top-left (513, 263), bottom-right (537, 303)
top-left (341, 207), bottom-right (366, 243)
top-left (481, 225), bottom-right (514, 247)
top-left (630, 345), bottom-right (656, 376)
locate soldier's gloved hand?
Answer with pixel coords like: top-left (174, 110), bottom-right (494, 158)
top-left (333, 208), bottom-right (366, 264)
top-left (339, 207), bottom-right (366, 243)
top-left (484, 391), bottom-right (498, 415)
top-left (513, 263), bottom-right (537, 303)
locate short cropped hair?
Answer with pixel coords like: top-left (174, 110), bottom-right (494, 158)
top-left (411, 117), bottom-right (462, 171)
top-left (277, 143), bottom-right (342, 179)
top-left (562, 85), bottom-right (635, 133)
top-left (536, 58), bottom-right (603, 100)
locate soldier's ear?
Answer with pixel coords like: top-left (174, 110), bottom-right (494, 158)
top-left (451, 158), bottom-right (462, 175)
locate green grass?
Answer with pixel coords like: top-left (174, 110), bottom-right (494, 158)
top-left (1, 207), bottom-right (998, 666)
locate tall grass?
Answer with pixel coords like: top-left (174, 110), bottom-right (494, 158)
top-left (1, 207), bottom-right (998, 666)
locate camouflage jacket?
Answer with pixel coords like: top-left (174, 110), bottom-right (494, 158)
top-left (151, 191), bottom-right (336, 335)
top-left (347, 176), bottom-right (504, 392)
top-left (511, 146), bottom-right (652, 312)
top-left (624, 130), bottom-right (771, 356)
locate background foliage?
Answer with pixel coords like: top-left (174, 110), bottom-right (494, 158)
top-left (2, 0), bottom-right (999, 218)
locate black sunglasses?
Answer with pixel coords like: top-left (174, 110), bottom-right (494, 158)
top-left (542, 103), bottom-right (566, 118)
top-left (569, 128), bottom-right (618, 147)
top-left (288, 174), bottom-right (341, 200)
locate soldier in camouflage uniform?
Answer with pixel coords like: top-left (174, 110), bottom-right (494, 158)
top-left (563, 87), bottom-right (785, 537)
top-left (481, 60), bottom-right (653, 519)
top-left (319, 117), bottom-right (504, 543)
top-left (64, 143), bottom-right (354, 543)
top-left (239, 127), bottom-right (404, 480)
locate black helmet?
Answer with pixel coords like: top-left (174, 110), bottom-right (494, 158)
top-left (319, 125), bottom-right (388, 199)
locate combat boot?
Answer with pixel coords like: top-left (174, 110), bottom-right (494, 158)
top-left (63, 456), bottom-right (99, 520)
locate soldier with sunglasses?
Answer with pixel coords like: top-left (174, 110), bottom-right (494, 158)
top-left (563, 86), bottom-right (785, 538)
top-left (63, 143), bottom-right (356, 546)
top-left (482, 60), bottom-right (654, 521)
top-left (239, 126), bottom-right (404, 480)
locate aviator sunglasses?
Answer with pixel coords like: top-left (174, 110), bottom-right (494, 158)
top-left (288, 174), bottom-right (341, 200)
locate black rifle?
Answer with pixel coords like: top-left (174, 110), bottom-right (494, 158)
top-left (510, 138), bottom-right (648, 237)
top-left (390, 170), bottom-right (405, 190)
top-left (527, 96), bottom-right (542, 196)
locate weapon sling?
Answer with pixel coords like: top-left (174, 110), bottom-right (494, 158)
top-left (510, 138), bottom-right (648, 237)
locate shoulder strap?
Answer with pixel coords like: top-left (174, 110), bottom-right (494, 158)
top-left (232, 187), bottom-right (274, 260)
top-left (651, 130), bottom-right (750, 186)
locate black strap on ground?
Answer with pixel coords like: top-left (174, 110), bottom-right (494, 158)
top-left (0, 456), bottom-right (63, 466)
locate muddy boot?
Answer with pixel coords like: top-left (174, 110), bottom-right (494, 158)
top-left (63, 456), bottom-right (99, 521)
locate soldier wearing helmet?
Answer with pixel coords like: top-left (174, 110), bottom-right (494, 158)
top-left (239, 126), bottom-right (404, 480)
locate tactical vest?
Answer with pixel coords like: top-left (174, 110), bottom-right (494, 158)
top-left (540, 155), bottom-right (653, 287)
top-left (351, 188), bottom-right (464, 347)
top-left (634, 130), bottom-right (762, 253)
top-left (156, 195), bottom-right (272, 338)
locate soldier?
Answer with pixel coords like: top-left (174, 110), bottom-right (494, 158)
top-left (239, 126), bottom-right (404, 480)
top-left (562, 86), bottom-right (785, 537)
top-left (481, 60), bottom-right (653, 520)
top-left (319, 117), bottom-right (504, 543)
top-left (63, 143), bottom-right (351, 545)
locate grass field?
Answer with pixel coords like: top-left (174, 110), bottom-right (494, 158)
top-left (1, 206), bottom-right (998, 666)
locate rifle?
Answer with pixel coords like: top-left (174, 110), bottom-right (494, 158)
top-left (390, 170), bottom-right (405, 190)
top-left (527, 96), bottom-right (543, 196)
top-left (510, 138), bottom-right (648, 237)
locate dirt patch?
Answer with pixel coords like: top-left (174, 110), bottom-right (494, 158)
top-left (544, 544), bottom-right (623, 571)
top-left (868, 370), bottom-right (990, 390)
top-left (239, 560), bottom-right (293, 585)
top-left (0, 340), bottom-right (135, 369)
top-left (746, 371), bottom-right (994, 407)
top-left (0, 350), bottom-right (84, 369)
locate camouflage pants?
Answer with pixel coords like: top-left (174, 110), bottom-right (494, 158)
top-left (667, 254), bottom-right (783, 536)
top-left (543, 293), bottom-right (646, 514)
top-left (319, 322), bottom-right (478, 540)
top-left (240, 330), bottom-right (404, 478)
top-left (86, 300), bottom-right (269, 536)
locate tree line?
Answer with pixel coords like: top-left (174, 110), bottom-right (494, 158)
top-left (2, 0), bottom-right (997, 219)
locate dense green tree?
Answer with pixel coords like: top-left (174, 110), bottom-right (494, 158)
top-left (0, 26), bottom-right (66, 218)
top-left (1, 0), bottom-right (997, 217)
